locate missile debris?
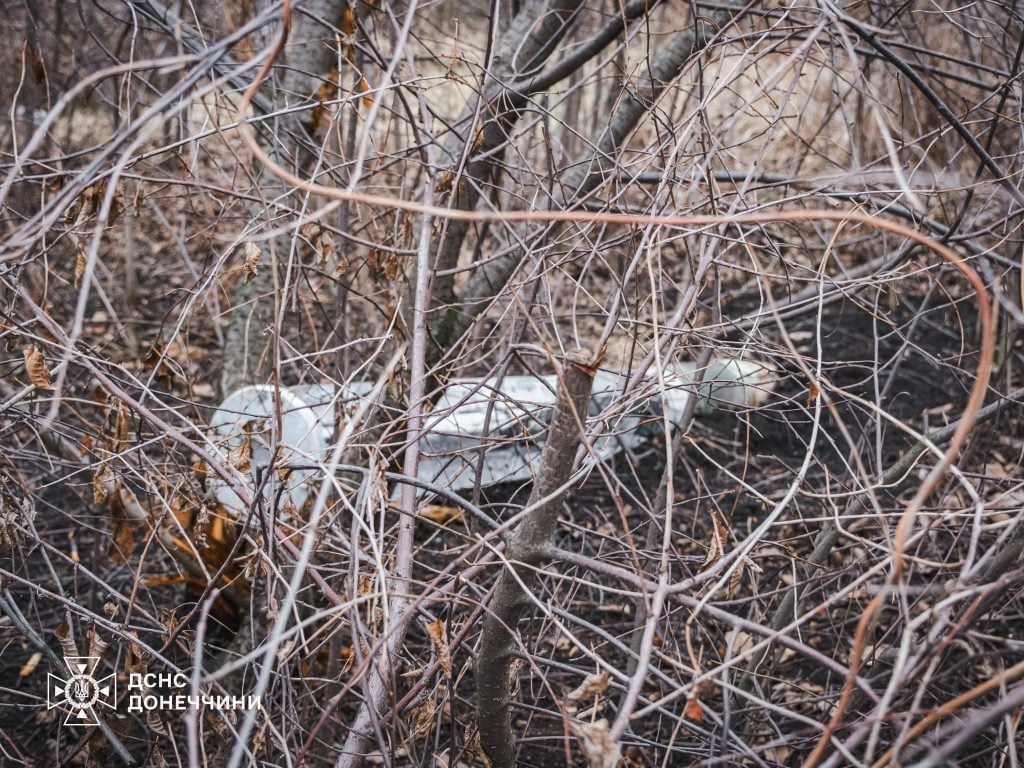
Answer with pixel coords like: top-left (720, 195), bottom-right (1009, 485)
top-left (208, 359), bottom-right (775, 515)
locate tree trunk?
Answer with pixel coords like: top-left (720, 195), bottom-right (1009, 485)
top-left (221, 0), bottom-right (341, 395)
top-left (475, 351), bottom-right (597, 768)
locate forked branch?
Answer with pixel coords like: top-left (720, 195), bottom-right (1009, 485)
top-left (475, 351), bottom-right (597, 768)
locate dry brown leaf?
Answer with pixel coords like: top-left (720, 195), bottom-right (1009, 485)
top-left (19, 651), bottom-right (42, 678)
top-left (27, 40), bottom-right (46, 86)
top-left (357, 76), bottom-right (373, 107)
top-left (23, 345), bottom-right (51, 389)
top-left (242, 242), bottom-right (260, 282)
top-left (192, 458), bottom-right (208, 487)
top-left (567, 669), bottom-right (610, 703)
top-left (358, 572), bottom-right (374, 596)
top-left (301, 221), bottom-right (320, 242)
top-left (209, 512), bottom-right (228, 545)
top-left (368, 248), bottom-right (404, 282)
top-left (732, 630), bottom-right (756, 658)
top-left (426, 619), bottom-right (452, 678)
top-left (0, 470), bottom-right (35, 549)
top-left (340, 5), bottom-right (356, 35)
top-left (87, 627), bottom-right (110, 659)
top-left (317, 229), bottom-right (336, 262)
top-left (310, 71), bottom-right (340, 133)
top-left (74, 245), bottom-right (86, 287)
top-left (548, 633), bottom-right (571, 653)
top-left (66, 181), bottom-right (106, 224)
top-left (114, 402), bottom-right (130, 451)
top-left (110, 515), bottom-right (136, 562)
top-left (470, 125), bottom-right (485, 153)
top-left (410, 697), bottom-right (437, 739)
top-left (728, 559), bottom-right (746, 600)
top-left (701, 507), bottom-right (731, 570)
top-left (434, 170), bottom-right (455, 194)
top-left (115, 484), bottom-right (149, 523)
top-left (807, 382), bottom-right (820, 406)
top-left (124, 632), bottom-right (146, 677)
top-left (54, 621), bottom-right (79, 659)
top-left (227, 436), bottom-right (252, 474)
top-left (683, 696), bottom-right (704, 722)
top-left (92, 463), bottom-right (115, 504)
top-left (569, 718), bottom-right (621, 768)
top-left (421, 504), bottom-right (463, 526)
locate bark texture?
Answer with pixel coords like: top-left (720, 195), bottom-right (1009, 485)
top-left (428, 9), bottom-right (729, 375)
top-left (475, 352), bottom-right (597, 768)
top-left (408, 0), bottom-right (586, 377)
top-left (221, 0), bottom-right (341, 394)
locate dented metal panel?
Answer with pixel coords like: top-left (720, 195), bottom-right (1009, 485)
top-left (208, 359), bottom-right (775, 515)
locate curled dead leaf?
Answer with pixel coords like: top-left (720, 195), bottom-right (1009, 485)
top-left (124, 632), bottom-right (147, 677)
top-left (367, 247), bottom-right (404, 282)
top-left (74, 244), bottom-right (86, 287)
top-left (701, 507), bottom-right (731, 571)
top-left (114, 402), bottom-right (130, 451)
top-left (310, 70), bottom-right (341, 133)
top-left (54, 621), bottom-right (79, 659)
top-left (434, 170), bottom-right (455, 194)
top-left (317, 229), bottom-right (336, 262)
top-left (92, 463), bottom-right (115, 504)
top-left (569, 718), bottom-right (621, 768)
top-left (410, 697), bottom-right (437, 739)
top-left (567, 669), bottom-right (610, 703)
top-left (340, 5), bottom-right (356, 35)
top-left (19, 651), bottom-right (42, 678)
top-left (807, 382), bottom-right (820, 406)
top-left (27, 41), bottom-right (46, 87)
top-left (192, 458), bottom-right (208, 487)
top-left (358, 572), bottom-right (374, 596)
top-left (242, 242), bottom-right (260, 282)
top-left (302, 222), bottom-right (339, 264)
top-left (301, 221), bottom-right (320, 243)
top-left (357, 76), bottom-right (373, 107)
top-left (471, 124), bottom-right (485, 153)
top-left (110, 514), bottom-right (136, 562)
top-left (0, 469), bottom-right (34, 549)
top-left (464, 723), bottom-right (492, 768)
top-left (87, 627), bottom-right (110, 659)
top-left (426, 619), bottom-right (452, 678)
top-left (23, 345), bottom-right (52, 389)
top-left (420, 504), bottom-right (463, 526)
top-left (227, 436), bottom-right (252, 474)
top-left (683, 696), bottom-right (704, 722)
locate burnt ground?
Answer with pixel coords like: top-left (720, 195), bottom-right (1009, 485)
top-left (1, 264), bottom-right (1022, 768)
top-left (395, 287), bottom-right (1023, 767)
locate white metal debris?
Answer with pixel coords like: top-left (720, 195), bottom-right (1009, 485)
top-left (208, 359), bottom-right (775, 516)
